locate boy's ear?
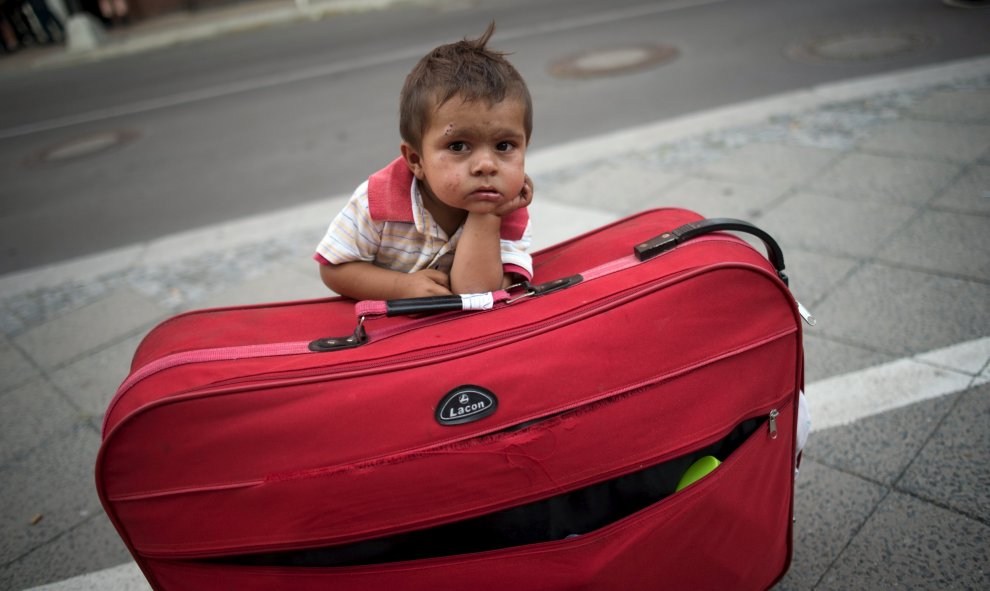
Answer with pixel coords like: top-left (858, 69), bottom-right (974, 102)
top-left (400, 142), bottom-right (426, 180)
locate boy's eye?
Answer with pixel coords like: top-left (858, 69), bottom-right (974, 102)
top-left (448, 142), bottom-right (468, 152)
top-left (495, 141), bottom-right (514, 152)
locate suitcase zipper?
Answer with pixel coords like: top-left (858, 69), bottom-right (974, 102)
top-left (105, 233), bottom-right (800, 434)
top-left (169, 400), bottom-right (792, 562)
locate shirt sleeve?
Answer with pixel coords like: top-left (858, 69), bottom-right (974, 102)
top-left (500, 218), bottom-right (533, 280)
top-left (314, 182), bottom-right (383, 266)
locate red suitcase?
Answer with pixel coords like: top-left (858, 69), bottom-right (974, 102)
top-left (97, 208), bottom-right (806, 590)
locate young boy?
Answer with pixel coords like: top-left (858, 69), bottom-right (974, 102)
top-left (315, 23), bottom-right (534, 301)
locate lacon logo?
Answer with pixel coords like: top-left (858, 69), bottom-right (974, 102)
top-left (436, 385), bottom-right (498, 426)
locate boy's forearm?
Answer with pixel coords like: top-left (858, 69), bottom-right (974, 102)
top-left (450, 212), bottom-right (505, 294)
top-left (319, 262), bottom-right (411, 301)
top-left (320, 262), bottom-right (394, 300)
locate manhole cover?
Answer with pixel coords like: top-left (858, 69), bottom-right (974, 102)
top-left (23, 129), bottom-right (139, 167)
top-left (787, 30), bottom-right (935, 64)
top-left (549, 44), bottom-right (679, 78)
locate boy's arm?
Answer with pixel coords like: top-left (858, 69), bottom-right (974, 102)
top-left (320, 262), bottom-right (452, 301)
top-left (449, 175), bottom-right (533, 294)
top-left (449, 213), bottom-right (508, 294)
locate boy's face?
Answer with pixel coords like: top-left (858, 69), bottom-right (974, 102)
top-left (401, 95), bottom-right (528, 219)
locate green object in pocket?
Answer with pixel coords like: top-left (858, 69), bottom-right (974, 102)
top-left (676, 455), bottom-right (721, 492)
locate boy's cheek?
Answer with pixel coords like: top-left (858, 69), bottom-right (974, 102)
top-left (443, 180), bottom-right (465, 199)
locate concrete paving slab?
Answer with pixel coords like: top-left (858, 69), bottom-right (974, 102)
top-left (23, 562), bottom-right (150, 591)
top-left (48, 334), bottom-right (145, 423)
top-left (932, 163), bottom-right (990, 215)
top-left (0, 306), bottom-right (27, 336)
top-left (292, 251), bottom-right (326, 279)
top-left (701, 143), bottom-right (840, 187)
top-left (772, 459), bottom-right (888, 591)
top-left (898, 382), bottom-right (990, 523)
top-left (0, 337), bottom-right (40, 394)
top-left (539, 161), bottom-right (683, 215)
top-left (779, 249), bottom-right (859, 308)
top-left (802, 334), bottom-right (897, 384)
top-left (12, 289), bottom-right (168, 371)
top-left (909, 89), bottom-right (990, 123)
top-left (756, 191), bottom-right (917, 259)
top-left (2, 282), bottom-right (113, 341)
top-left (808, 151), bottom-right (962, 207)
top-left (817, 491), bottom-right (990, 590)
top-left (0, 515), bottom-right (133, 591)
top-left (0, 423), bottom-right (102, 569)
top-left (0, 379), bottom-right (80, 467)
top-left (527, 198), bottom-right (619, 252)
top-left (877, 209), bottom-right (990, 282)
top-left (806, 391), bottom-right (961, 486)
top-left (653, 175), bottom-right (789, 220)
top-left (194, 265), bottom-right (329, 309)
top-left (0, 246), bottom-right (143, 302)
top-left (282, 231), bottom-right (334, 278)
top-left (813, 263), bottom-right (990, 355)
top-left (857, 119), bottom-right (990, 163)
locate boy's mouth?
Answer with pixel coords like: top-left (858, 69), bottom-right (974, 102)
top-left (470, 188), bottom-right (503, 202)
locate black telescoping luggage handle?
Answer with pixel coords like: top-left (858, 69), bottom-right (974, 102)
top-left (634, 218), bottom-right (788, 286)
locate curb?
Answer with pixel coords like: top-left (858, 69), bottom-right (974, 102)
top-left (2, 55), bottom-right (988, 300)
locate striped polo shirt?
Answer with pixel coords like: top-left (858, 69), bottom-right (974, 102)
top-left (315, 159), bottom-right (533, 280)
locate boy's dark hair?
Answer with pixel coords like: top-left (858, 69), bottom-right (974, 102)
top-left (399, 22), bottom-right (533, 150)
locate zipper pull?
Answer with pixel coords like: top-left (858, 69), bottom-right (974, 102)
top-left (796, 300), bottom-right (816, 326)
top-left (768, 409), bottom-right (779, 439)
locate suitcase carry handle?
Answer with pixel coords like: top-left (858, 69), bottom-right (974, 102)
top-left (368, 217), bottom-right (788, 322)
top-left (309, 217), bottom-right (788, 352)
top-left (308, 278), bottom-right (578, 351)
top-left (634, 218), bottom-right (788, 285)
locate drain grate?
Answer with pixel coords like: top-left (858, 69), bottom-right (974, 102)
top-left (549, 44), bottom-right (679, 78)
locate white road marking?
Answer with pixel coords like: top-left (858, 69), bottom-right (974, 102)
top-left (808, 337), bottom-right (990, 430)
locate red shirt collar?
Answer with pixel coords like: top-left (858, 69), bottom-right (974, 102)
top-left (367, 157), bottom-right (529, 241)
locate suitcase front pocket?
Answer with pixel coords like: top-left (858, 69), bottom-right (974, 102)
top-left (202, 398), bottom-right (790, 563)
top-left (150, 401), bottom-right (794, 590)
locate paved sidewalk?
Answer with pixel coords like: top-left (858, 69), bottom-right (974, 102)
top-left (1, 17), bottom-right (988, 589)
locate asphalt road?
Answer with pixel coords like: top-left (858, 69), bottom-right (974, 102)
top-left (1, 0), bottom-right (988, 275)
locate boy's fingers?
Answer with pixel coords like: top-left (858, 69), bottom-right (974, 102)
top-left (425, 269), bottom-right (450, 287)
top-left (424, 279), bottom-right (452, 296)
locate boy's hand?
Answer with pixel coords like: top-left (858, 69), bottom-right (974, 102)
top-left (392, 269), bottom-right (453, 298)
top-left (492, 174), bottom-right (533, 217)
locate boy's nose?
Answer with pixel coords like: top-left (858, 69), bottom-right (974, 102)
top-left (471, 150), bottom-right (498, 176)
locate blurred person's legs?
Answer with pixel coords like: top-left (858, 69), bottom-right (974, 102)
top-left (1, 0), bottom-right (33, 48)
top-left (24, 0), bottom-right (62, 43)
top-left (98, 0), bottom-right (127, 26)
top-left (942, 0), bottom-right (989, 8)
top-left (0, 15), bottom-right (16, 52)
